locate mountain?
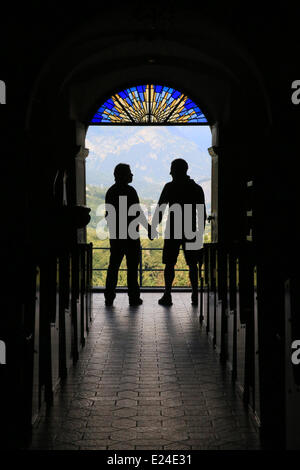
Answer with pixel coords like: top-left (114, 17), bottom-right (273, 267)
top-left (85, 126), bottom-right (211, 208)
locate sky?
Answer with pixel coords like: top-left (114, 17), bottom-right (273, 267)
top-left (85, 125), bottom-right (212, 208)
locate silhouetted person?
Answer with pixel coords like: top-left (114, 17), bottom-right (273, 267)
top-left (104, 163), bottom-right (152, 306)
top-left (152, 158), bottom-right (206, 306)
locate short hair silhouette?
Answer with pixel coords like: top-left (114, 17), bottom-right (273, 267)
top-left (114, 163), bottom-right (131, 180)
top-left (171, 158), bottom-right (188, 175)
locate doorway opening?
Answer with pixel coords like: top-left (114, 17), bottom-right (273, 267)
top-left (85, 84), bottom-right (211, 289)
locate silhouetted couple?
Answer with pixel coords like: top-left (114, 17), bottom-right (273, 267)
top-left (104, 159), bottom-right (206, 307)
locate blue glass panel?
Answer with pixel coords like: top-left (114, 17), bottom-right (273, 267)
top-left (172, 90), bottom-right (180, 99)
top-left (104, 102), bottom-right (114, 110)
top-left (90, 84), bottom-right (207, 124)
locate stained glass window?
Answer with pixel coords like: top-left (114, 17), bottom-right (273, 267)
top-left (90, 84), bottom-right (207, 124)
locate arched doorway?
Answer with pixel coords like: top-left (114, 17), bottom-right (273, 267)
top-left (23, 14), bottom-right (276, 448)
top-left (85, 83), bottom-right (211, 290)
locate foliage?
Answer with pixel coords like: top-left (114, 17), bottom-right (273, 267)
top-left (86, 185), bottom-right (211, 287)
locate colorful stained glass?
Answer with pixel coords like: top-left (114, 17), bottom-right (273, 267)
top-left (90, 84), bottom-right (207, 124)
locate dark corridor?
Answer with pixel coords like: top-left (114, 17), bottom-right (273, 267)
top-left (1, 2), bottom-right (300, 453)
top-left (28, 293), bottom-right (259, 450)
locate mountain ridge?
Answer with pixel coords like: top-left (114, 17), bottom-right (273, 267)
top-left (86, 125), bottom-right (211, 205)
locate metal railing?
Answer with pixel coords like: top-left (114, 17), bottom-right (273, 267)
top-left (92, 246), bottom-right (203, 288)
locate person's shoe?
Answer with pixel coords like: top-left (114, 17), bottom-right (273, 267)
top-left (104, 294), bottom-right (115, 306)
top-left (191, 292), bottom-right (198, 306)
top-left (129, 298), bottom-right (143, 306)
top-left (158, 293), bottom-right (173, 306)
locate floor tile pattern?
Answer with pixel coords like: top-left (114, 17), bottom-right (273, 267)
top-left (29, 293), bottom-right (260, 450)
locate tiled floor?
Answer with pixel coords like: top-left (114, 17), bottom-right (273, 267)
top-left (29, 292), bottom-right (260, 450)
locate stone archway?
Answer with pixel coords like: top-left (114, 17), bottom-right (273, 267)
top-left (24, 13), bottom-right (273, 444)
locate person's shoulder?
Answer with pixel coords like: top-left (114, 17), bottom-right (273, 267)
top-left (106, 184), bottom-right (123, 202)
top-left (163, 181), bottom-right (172, 190)
top-left (188, 179), bottom-right (205, 198)
top-left (190, 179), bottom-right (204, 191)
top-left (160, 181), bottom-right (172, 196)
top-left (106, 184), bottom-right (116, 195)
top-left (127, 184), bottom-right (138, 194)
top-left (127, 185), bottom-right (140, 200)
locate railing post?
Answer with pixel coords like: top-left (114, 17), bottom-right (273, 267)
top-left (199, 272), bottom-right (204, 324)
top-left (139, 248), bottom-right (143, 288)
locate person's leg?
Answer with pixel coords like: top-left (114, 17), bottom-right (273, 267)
top-left (188, 262), bottom-right (199, 304)
top-left (164, 263), bottom-right (175, 295)
top-left (126, 241), bottom-right (141, 304)
top-left (159, 240), bottom-right (179, 305)
top-left (104, 241), bottom-right (124, 304)
top-left (188, 262), bottom-right (198, 292)
top-left (184, 246), bottom-right (199, 305)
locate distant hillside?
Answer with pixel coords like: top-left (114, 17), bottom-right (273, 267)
top-left (86, 185), bottom-right (106, 229)
top-left (86, 126), bottom-right (211, 203)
